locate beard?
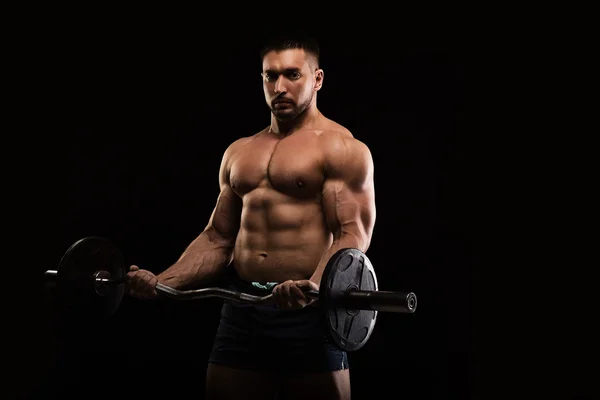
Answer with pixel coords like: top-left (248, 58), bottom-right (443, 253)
top-left (271, 94), bottom-right (313, 122)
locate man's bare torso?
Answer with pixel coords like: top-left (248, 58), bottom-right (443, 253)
top-left (227, 118), bottom-right (352, 283)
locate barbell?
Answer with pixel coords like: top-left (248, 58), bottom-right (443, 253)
top-left (44, 236), bottom-right (417, 352)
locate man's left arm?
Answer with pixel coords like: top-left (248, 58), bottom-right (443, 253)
top-left (271, 134), bottom-right (376, 308)
top-left (310, 135), bottom-right (376, 286)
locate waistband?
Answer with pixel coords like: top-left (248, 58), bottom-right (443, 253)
top-left (221, 266), bottom-right (320, 312)
top-left (218, 266), bottom-right (280, 308)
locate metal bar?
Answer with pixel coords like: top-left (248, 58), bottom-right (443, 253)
top-left (46, 268), bottom-right (415, 312)
top-left (333, 290), bottom-right (417, 313)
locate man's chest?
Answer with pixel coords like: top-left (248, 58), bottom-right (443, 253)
top-left (229, 136), bottom-right (325, 198)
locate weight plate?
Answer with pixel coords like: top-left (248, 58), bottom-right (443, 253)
top-left (320, 248), bottom-right (378, 352)
top-left (56, 236), bottom-right (126, 318)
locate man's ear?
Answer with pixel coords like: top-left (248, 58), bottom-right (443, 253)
top-left (314, 69), bottom-right (324, 91)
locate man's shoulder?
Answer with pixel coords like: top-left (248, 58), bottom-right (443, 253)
top-left (319, 118), bottom-right (354, 138)
top-left (316, 118), bottom-right (372, 151)
top-left (317, 124), bottom-right (370, 153)
top-left (316, 121), bottom-right (372, 165)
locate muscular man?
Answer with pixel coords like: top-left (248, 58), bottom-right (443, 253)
top-left (127, 33), bottom-right (376, 400)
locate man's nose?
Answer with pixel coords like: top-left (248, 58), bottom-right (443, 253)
top-left (274, 77), bottom-right (287, 94)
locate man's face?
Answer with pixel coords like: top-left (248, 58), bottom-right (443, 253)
top-left (262, 49), bottom-right (323, 121)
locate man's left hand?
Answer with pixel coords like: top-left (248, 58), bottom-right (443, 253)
top-left (272, 279), bottom-right (319, 309)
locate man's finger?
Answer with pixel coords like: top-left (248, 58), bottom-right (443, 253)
top-left (295, 280), bottom-right (318, 291)
top-left (290, 284), bottom-right (307, 301)
top-left (282, 281), bottom-right (293, 299)
top-left (289, 284), bottom-right (307, 307)
top-left (272, 285), bottom-right (284, 308)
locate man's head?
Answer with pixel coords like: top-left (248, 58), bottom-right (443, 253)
top-left (260, 33), bottom-right (324, 121)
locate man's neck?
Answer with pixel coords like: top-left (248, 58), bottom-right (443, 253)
top-left (269, 104), bottom-right (321, 137)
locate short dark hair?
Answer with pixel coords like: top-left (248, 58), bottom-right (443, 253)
top-left (259, 31), bottom-right (320, 67)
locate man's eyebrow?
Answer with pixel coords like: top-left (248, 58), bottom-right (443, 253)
top-left (263, 67), bottom-right (302, 74)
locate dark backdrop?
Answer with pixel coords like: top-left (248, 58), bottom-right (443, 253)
top-left (9, 13), bottom-right (593, 400)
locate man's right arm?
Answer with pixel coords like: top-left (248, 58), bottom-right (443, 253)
top-left (155, 143), bottom-right (243, 290)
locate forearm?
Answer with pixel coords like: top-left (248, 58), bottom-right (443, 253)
top-left (157, 229), bottom-right (235, 289)
top-left (310, 231), bottom-right (369, 286)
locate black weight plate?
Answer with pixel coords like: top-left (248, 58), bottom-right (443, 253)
top-left (56, 236), bottom-right (126, 318)
top-left (320, 248), bottom-right (378, 352)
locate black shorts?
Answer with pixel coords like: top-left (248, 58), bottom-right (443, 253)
top-left (208, 274), bottom-right (348, 374)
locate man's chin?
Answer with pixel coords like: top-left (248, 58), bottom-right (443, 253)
top-left (272, 109), bottom-right (297, 121)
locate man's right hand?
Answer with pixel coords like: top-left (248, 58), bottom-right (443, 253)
top-left (126, 265), bottom-right (159, 299)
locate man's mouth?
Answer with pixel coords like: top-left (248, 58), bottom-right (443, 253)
top-left (273, 99), bottom-right (293, 105)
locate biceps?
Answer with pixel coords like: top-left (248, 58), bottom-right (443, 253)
top-left (207, 186), bottom-right (242, 243)
top-left (322, 180), bottom-right (375, 248)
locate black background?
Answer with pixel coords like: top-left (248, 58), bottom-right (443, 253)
top-left (7, 8), bottom-right (596, 400)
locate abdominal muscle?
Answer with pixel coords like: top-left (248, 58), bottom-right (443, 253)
top-left (232, 190), bottom-right (332, 283)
